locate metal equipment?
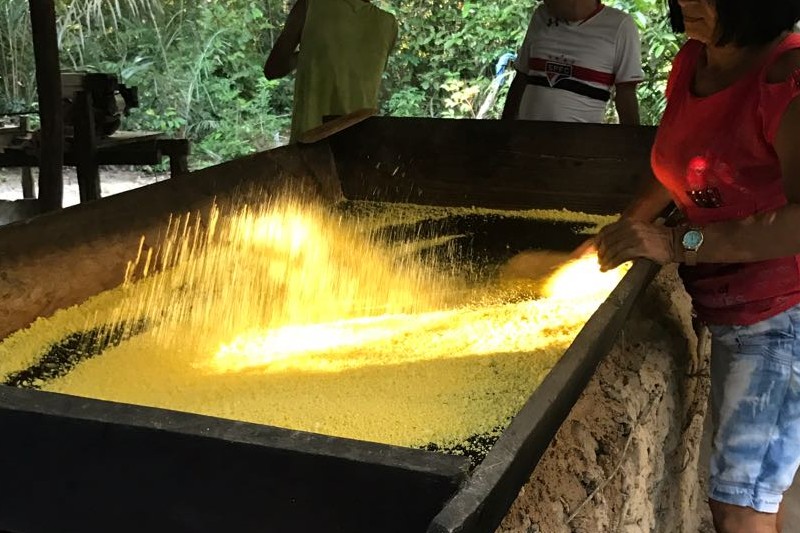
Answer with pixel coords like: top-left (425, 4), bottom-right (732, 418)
top-left (0, 74), bottom-right (186, 207)
top-left (61, 72), bottom-right (139, 138)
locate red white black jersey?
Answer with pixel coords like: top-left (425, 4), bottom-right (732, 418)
top-left (514, 3), bottom-right (644, 123)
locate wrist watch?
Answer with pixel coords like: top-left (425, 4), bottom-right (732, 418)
top-left (681, 228), bottom-right (704, 266)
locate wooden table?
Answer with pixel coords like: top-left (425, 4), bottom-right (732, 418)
top-left (0, 131), bottom-right (190, 203)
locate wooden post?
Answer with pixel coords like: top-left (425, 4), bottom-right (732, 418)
top-left (29, 0), bottom-right (63, 211)
top-left (21, 167), bottom-right (35, 199)
top-left (19, 116), bottom-right (35, 199)
top-left (169, 153), bottom-right (189, 178)
top-left (74, 90), bottom-right (101, 201)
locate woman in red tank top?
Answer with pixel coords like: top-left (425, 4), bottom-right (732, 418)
top-left (593, 1), bottom-right (800, 531)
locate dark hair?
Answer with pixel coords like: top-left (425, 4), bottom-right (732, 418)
top-left (668, 0), bottom-right (800, 47)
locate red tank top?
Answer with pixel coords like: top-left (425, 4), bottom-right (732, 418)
top-left (651, 34), bottom-right (800, 325)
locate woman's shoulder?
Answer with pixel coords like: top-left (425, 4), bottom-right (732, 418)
top-left (675, 39), bottom-right (704, 61)
top-left (759, 35), bottom-right (800, 143)
top-left (668, 39), bottom-right (704, 75)
top-left (766, 51), bottom-right (800, 84)
top-left (664, 39), bottom-right (703, 98)
top-left (765, 33), bottom-right (800, 83)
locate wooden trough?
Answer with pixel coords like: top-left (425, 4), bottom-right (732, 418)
top-left (0, 118), bottom-right (659, 533)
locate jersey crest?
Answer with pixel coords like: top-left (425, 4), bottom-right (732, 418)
top-left (545, 61), bottom-right (572, 86)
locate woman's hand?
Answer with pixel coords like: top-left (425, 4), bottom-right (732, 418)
top-left (595, 219), bottom-right (681, 271)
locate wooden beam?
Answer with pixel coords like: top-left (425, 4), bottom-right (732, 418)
top-left (29, 0), bottom-right (63, 211)
top-left (329, 117), bottom-right (658, 215)
top-left (19, 117), bottom-right (35, 199)
top-left (74, 90), bottom-right (101, 201)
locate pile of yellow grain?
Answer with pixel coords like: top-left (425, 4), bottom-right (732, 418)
top-left (0, 198), bottom-right (625, 451)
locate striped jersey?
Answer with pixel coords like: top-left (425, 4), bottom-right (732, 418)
top-left (513, 3), bottom-right (644, 123)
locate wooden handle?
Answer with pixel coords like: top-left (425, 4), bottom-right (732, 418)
top-left (297, 108), bottom-right (377, 144)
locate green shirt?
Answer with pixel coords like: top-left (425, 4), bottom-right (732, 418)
top-left (290, 0), bottom-right (398, 142)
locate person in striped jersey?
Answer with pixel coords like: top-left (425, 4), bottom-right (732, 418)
top-left (503, 0), bottom-right (644, 125)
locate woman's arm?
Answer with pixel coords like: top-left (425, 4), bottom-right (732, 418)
top-left (572, 171), bottom-right (673, 261)
top-left (264, 0), bottom-right (307, 80)
top-left (695, 95), bottom-right (800, 263)
top-left (597, 93), bottom-right (800, 271)
top-left (620, 172), bottom-right (674, 222)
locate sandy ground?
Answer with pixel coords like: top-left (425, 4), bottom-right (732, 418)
top-left (0, 167), bottom-right (167, 208)
top-left (500, 264), bottom-right (800, 532)
top-left (500, 265), bottom-right (710, 532)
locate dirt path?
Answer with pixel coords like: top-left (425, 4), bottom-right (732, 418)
top-left (0, 168), bottom-right (168, 208)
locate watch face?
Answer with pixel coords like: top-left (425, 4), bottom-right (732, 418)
top-left (682, 230), bottom-right (703, 251)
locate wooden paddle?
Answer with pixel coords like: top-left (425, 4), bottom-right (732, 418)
top-left (297, 108), bottom-right (377, 144)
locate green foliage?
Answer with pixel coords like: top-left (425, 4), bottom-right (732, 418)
top-left (380, 0), bottom-right (683, 125)
top-left (616, 0), bottom-right (684, 124)
top-left (55, 0), bottom-right (294, 163)
top-left (0, 0), bottom-right (682, 167)
top-left (377, 0), bottom-right (533, 119)
top-left (0, 0), bottom-right (35, 112)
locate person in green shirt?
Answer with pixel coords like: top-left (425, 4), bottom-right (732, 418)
top-left (264, 0), bottom-right (398, 143)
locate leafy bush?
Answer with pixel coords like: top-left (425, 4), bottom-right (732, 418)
top-left (0, 0), bottom-right (681, 168)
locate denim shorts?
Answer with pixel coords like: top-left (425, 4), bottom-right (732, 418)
top-left (707, 304), bottom-right (800, 513)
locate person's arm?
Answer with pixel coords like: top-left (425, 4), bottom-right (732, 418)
top-left (263, 0), bottom-right (307, 80)
top-left (612, 15), bottom-right (644, 125)
top-left (619, 172), bottom-right (674, 222)
top-left (571, 169), bottom-right (673, 260)
top-left (614, 82), bottom-right (640, 125)
top-left (503, 8), bottom-right (539, 121)
top-left (502, 73), bottom-right (527, 120)
top-left (596, 78), bottom-right (800, 270)
top-left (691, 94), bottom-right (800, 264)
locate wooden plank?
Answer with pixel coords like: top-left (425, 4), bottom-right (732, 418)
top-left (0, 151), bottom-right (37, 167)
top-left (0, 149), bottom-right (161, 167)
top-left (97, 131), bottom-right (162, 147)
top-left (298, 143), bottom-right (344, 203)
top-left (329, 117), bottom-right (657, 215)
top-left (28, 0), bottom-right (63, 211)
top-left (0, 144), bottom-right (341, 340)
top-left (0, 138), bottom-right (190, 168)
top-left (0, 199), bottom-right (40, 225)
top-left (0, 386), bottom-right (469, 533)
top-left (298, 108), bottom-right (377, 144)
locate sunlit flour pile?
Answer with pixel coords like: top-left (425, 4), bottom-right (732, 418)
top-left (0, 198), bottom-right (627, 459)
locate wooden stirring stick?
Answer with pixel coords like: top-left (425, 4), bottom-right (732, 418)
top-left (297, 108), bottom-right (377, 144)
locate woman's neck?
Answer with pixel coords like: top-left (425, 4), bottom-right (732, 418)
top-left (704, 33), bottom-right (787, 73)
top-left (705, 45), bottom-right (752, 72)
